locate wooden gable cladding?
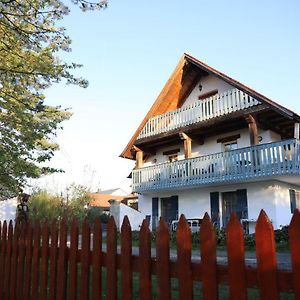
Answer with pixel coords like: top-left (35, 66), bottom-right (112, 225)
top-left (120, 53), bottom-right (300, 160)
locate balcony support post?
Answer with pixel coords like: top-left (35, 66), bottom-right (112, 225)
top-left (179, 132), bottom-right (192, 159)
top-left (294, 123), bottom-right (300, 139)
top-left (132, 146), bottom-right (144, 168)
top-left (246, 114), bottom-right (259, 145)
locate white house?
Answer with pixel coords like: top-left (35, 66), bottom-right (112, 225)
top-left (120, 53), bottom-right (300, 233)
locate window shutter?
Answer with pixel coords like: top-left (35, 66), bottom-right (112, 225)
top-left (237, 189), bottom-right (248, 219)
top-left (152, 197), bottom-right (159, 230)
top-left (290, 189), bottom-right (296, 213)
top-left (210, 192), bottom-right (220, 228)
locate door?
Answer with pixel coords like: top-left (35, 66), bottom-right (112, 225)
top-left (221, 189), bottom-right (248, 227)
top-left (161, 196), bottom-right (178, 227)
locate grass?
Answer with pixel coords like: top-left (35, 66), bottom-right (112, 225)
top-left (97, 268), bottom-right (295, 299)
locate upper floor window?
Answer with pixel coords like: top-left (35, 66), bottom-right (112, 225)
top-left (163, 148), bottom-right (179, 163)
top-left (224, 141), bottom-right (238, 152)
top-left (217, 134), bottom-right (240, 152)
top-left (168, 154), bottom-right (178, 162)
top-left (290, 189), bottom-right (300, 213)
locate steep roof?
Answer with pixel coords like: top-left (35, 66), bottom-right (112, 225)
top-left (120, 53), bottom-right (300, 160)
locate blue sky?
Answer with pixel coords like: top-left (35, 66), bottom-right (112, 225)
top-left (34, 0), bottom-right (300, 193)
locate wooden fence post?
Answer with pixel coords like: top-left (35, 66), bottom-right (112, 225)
top-left (139, 219), bottom-right (151, 300)
top-left (0, 221), bottom-right (7, 300)
top-left (226, 213), bottom-right (247, 300)
top-left (56, 219), bottom-right (68, 300)
top-left (289, 209), bottom-right (300, 300)
top-left (49, 220), bottom-right (58, 300)
top-left (107, 216), bottom-right (117, 300)
top-left (80, 218), bottom-right (91, 300)
top-left (24, 222), bottom-right (33, 300)
top-left (10, 222), bottom-right (20, 300)
top-left (92, 217), bottom-right (102, 300)
top-left (4, 221), bottom-right (13, 300)
top-left (31, 221), bottom-right (41, 300)
top-left (40, 221), bottom-right (50, 300)
top-left (16, 224), bottom-right (26, 300)
top-left (200, 213), bottom-right (218, 300)
top-left (176, 214), bottom-right (193, 300)
top-left (121, 216), bottom-right (133, 300)
top-left (69, 219), bottom-right (79, 300)
top-left (255, 210), bottom-right (279, 300)
top-left (156, 218), bottom-right (171, 300)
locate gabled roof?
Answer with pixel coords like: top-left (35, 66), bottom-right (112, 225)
top-left (120, 53), bottom-right (300, 160)
top-left (89, 193), bottom-right (124, 208)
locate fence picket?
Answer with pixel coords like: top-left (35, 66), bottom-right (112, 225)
top-left (0, 221), bottom-right (6, 300)
top-left (4, 221), bottom-right (13, 300)
top-left (56, 219), bottom-right (68, 300)
top-left (176, 215), bottom-right (193, 300)
top-left (39, 221), bottom-right (50, 300)
top-left (139, 219), bottom-right (151, 300)
top-left (156, 218), bottom-right (171, 300)
top-left (31, 221), bottom-right (41, 300)
top-left (121, 216), bottom-right (132, 300)
top-left (49, 220), bottom-right (58, 300)
top-left (200, 213), bottom-right (218, 300)
top-left (0, 211), bottom-right (300, 298)
top-left (226, 213), bottom-right (247, 300)
top-left (24, 222), bottom-right (33, 300)
top-left (92, 217), bottom-right (102, 300)
top-left (80, 218), bottom-right (91, 300)
top-left (16, 225), bottom-right (26, 300)
top-left (255, 210), bottom-right (279, 300)
top-left (107, 216), bottom-right (117, 300)
top-left (69, 219), bottom-right (79, 300)
top-left (289, 209), bottom-right (300, 300)
top-left (10, 223), bottom-right (20, 300)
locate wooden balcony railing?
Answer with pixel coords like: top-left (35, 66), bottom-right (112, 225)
top-left (132, 139), bottom-right (300, 192)
top-left (137, 88), bottom-right (261, 140)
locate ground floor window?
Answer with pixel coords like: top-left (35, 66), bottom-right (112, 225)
top-left (290, 189), bottom-right (300, 213)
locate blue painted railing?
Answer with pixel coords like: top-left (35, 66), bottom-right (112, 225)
top-left (137, 88), bottom-right (261, 139)
top-left (132, 139), bottom-right (300, 192)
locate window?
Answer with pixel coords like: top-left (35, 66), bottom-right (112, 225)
top-left (290, 189), bottom-right (300, 213)
top-left (168, 154), bottom-right (178, 162)
top-left (217, 134), bottom-right (240, 152)
top-left (163, 148), bottom-right (179, 162)
top-left (223, 141), bottom-right (238, 152)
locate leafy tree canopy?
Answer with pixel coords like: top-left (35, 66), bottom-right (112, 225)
top-left (0, 0), bottom-right (106, 198)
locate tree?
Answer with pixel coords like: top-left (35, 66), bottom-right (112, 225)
top-left (29, 184), bottom-right (91, 224)
top-left (0, 0), bottom-right (106, 198)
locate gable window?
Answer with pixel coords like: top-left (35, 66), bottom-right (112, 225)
top-left (290, 189), bottom-right (300, 213)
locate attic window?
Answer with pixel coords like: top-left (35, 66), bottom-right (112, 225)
top-left (198, 89), bottom-right (218, 100)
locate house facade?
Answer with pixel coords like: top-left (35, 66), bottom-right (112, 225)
top-left (121, 54), bottom-right (300, 233)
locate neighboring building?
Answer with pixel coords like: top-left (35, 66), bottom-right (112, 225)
top-left (89, 188), bottom-right (127, 212)
top-left (120, 53), bottom-right (300, 233)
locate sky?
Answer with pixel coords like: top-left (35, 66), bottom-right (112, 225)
top-left (33, 0), bottom-right (300, 194)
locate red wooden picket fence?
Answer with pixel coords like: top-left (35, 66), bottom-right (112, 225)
top-left (0, 209), bottom-right (300, 299)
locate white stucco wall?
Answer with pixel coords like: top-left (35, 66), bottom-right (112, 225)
top-left (0, 198), bottom-right (17, 224)
top-left (109, 201), bottom-right (145, 231)
top-left (138, 180), bottom-right (298, 233)
top-left (143, 128), bottom-right (282, 168)
top-left (183, 75), bottom-right (234, 107)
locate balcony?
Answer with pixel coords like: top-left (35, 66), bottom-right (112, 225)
top-left (132, 139), bottom-right (300, 193)
top-left (137, 88), bottom-right (261, 140)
